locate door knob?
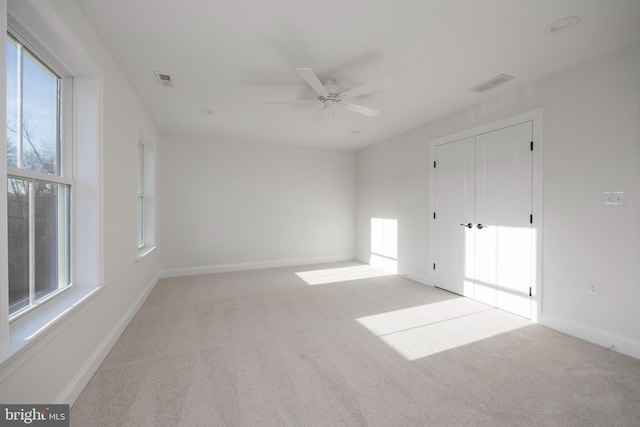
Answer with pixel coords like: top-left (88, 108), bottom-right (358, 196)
top-left (477, 223), bottom-right (489, 229)
top-left (460, 223), bottom-right (472, 228)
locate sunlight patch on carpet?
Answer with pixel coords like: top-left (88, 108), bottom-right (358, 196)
top-left (296, 265), bottom-right (392, 285)
top-left (357, 298), bottom-right (530, 360)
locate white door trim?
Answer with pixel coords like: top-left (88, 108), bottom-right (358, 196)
top-left (429, 108), bottom-right (543, 322)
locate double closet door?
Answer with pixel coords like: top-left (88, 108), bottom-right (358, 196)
top-left (433, 121), bottom-right (533, 319)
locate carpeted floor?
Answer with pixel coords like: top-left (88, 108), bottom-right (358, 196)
top-left (71, 261), bottom-right (640, 426)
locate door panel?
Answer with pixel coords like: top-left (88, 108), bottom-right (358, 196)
top-left (476, 123), bottom-right (532, 225)
top-left (433, 122), bottom-right (533, 319)
top-left (480, 139), bottom-right (519, 219)
top-left (434, 137), bottom-right (475, 297)
top-left (475, 122), bottom-right (532, 318)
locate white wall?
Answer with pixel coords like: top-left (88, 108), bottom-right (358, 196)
top-left (0, 0), bottom-right (162, 403)
top-left (159, 134), bottom-right (356, 274)
top-left (356, 131), bottom-right (430, 280)
top-left (357, 42), bottom-right (640, 355)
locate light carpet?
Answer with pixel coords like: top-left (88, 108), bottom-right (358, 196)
top-left (70, 261), bottom-right (640, 426)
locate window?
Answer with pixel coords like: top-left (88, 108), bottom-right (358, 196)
top-left (136, 131), bottom-right (155, 257)
top-left (6, 32), bottom-right (72, 318)
top-left (137, 139), bottom-right (145, 249)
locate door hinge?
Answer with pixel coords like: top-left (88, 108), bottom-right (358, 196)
top-left (433, 161), bottom-right (436, 168)
top-left (530, 214), bottom-right (533, 224)
top-left (433, 263), bottom-right (436, 270)
top-left (529, 287), bottom-right (532, 297)
top-left (433, 212), bottom-right (436, 219)
top-left (530, 141), bottom-right (533, 151)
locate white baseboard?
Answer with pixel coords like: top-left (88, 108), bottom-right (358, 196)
top-left (160, 255), bottom-right (357, 278)
top-left (355, 255), bottom-right (432, 287)
top-left (539, 312), bottom-right (640, 359)
top-left (58, 273), bottom-right (161, 406)
top-left (400, 270), bottom-right (432, 287)
top-left (355, 254), bottom-right (369, 264)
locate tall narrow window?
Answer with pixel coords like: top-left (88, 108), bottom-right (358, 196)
top-left (137, 139), bottom-right (145, 249)
top-left (136, 132), bottom-right (156, 257)
top-left (6, 33), bottom-right (71, 317)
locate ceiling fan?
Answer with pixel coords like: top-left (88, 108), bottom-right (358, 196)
top-left (267, 68), bottom-right (392, 121)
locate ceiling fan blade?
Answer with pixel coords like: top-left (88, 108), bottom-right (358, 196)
top-left (340, 76), bottom-right (393, 100)
top-left (312, 104), bottom-right (328, 122)
top-left (338, 102), bottom-right (380, 117)
top-left (296, 68), bottom-right (329, 97)
top-left (266, 100), bottom-right (317, 105)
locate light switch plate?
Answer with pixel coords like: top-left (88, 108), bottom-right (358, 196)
top-left (604, 191), bottom-right (625, 206)
top-left (587, 280), bottom-right (600, 296)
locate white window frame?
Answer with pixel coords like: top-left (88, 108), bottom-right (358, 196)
top-left (137, 139), bottom-right (145, 249)
top-left (5, 27), bottom-right (73, 321)
top-left (136, 128), bottom-right (156, 259)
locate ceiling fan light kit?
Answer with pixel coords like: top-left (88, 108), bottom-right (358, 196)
top-left (268, 67), bottom-right (391, 121)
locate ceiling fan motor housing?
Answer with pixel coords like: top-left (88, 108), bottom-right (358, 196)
top-left (320, 79), bottom-right (341, 103)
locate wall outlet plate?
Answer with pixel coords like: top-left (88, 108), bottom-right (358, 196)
top-left (604, 191), bottom-right (625, 206)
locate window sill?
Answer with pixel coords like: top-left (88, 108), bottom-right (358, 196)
top-left (0, 283), bottom-right (108, 382)
top-left (135, 245), bottom-right (157, 262)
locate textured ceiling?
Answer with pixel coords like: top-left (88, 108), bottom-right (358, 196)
top-left (76, 0), bottom-right (640, 150)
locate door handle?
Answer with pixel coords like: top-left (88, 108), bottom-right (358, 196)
top-left (460, 223), bottom-right (473, 228)
top-left (476, 223), bottom-right (489, 229)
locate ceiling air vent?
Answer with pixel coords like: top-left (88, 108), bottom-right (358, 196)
top-left (154, 71), bottom-right (174, 87)
top-left (469, 74), bottom-right (514, 93)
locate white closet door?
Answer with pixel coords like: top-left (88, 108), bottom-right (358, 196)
top-left (474, 122), bottom-right (533, 318)
top-left (433, 137), bottom-right (476, 297)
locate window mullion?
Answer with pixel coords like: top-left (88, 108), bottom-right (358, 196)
top-left (56, 78), bottom-right (61, 176)
top-left (28, 180), bottom-right (35, 305)
top-left (57, 185), bottom-right (66, 289)
top-left (16, 42), bottom-right (23, 169)
top-left (140, 195), bottom-right (144, 248)
top-left (61, 76), bottom-right (73, 179)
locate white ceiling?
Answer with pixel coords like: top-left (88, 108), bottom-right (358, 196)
top-left (76, 0), bottom-right (640, 150)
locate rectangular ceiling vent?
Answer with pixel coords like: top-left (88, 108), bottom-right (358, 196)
top-left (154, 71), bottom-right (174, 87)
top-left (469, 74), bottom-right (514, 93)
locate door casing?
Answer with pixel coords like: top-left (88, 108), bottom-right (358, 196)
top-left (429, 109), bottom-right (543, 322)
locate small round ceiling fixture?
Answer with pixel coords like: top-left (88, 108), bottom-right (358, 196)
top-left (199, 108), bottom-right (214, 115)
top-left (545, 16), bottom-right (581, 35)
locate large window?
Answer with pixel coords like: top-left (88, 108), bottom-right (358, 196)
top-left (6, 32), bottom-right (71, 317)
